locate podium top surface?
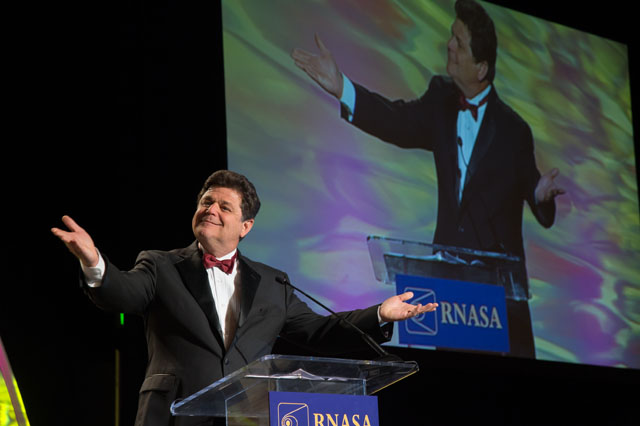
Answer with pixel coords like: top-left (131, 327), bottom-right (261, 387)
top-left (367, 235), bottom-right (521, 264)
top-left (367, 235), bottom-right (529, 300)
top-left (171, 354), bottom-right (418, 417)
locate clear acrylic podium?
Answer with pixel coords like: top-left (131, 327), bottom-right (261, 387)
top-left (171, 354), bottom-right (418, 425)
top-left (367, 235), bottom-right (529, 301)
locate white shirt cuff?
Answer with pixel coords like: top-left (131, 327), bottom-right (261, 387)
top-left (339, 73), bottom-right (356, 122)
top-left (377, 305), bottom-right (385, 324)
top-left (81, 250), bottom-right (106, 288)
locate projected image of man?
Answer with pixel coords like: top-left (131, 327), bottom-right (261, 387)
top-left (292, 0), bottom-right (565, 358)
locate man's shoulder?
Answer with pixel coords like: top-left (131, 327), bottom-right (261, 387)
top-left (137, 242), bottom-right (199, 263)
top-left (490, 89), bottom-right (532, 135)
top-left (239, 254), bottom-right (285, 277)
top-left (429, 75), bottom-right (455, 89)
top-left (426, 75), bottom-right (457, 94)
top-left (421, 75), bottom-right (459, 105)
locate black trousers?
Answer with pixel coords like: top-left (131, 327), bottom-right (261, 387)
top-left (505, 299), bottom-right (535, 358)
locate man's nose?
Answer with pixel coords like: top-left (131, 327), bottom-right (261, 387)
top-left (206, 203), bottom-right (219, 214)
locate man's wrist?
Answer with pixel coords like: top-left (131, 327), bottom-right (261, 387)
top-left (339, 73), bottom-right (356, 121)
top-left (81, 249), bottom-right (106, 287)
top-left (377, 304), bottom-right (389, 325)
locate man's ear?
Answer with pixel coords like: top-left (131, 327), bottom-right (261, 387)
top-left (240, 218), bottom-right (255, 239)
top-left (476, 60), bottom-right (488, 82)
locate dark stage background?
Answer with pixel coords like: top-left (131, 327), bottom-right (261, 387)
top-left (5, 1), bottom-right (638, 425)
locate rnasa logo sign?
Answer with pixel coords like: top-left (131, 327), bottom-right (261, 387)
top-left (270, 392), bottom-right (378, 426)
top-left (396, 275), bottom-right (510, 353)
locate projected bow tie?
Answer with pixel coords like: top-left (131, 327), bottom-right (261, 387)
top-left (203, 253), bottom-right (237, 274)
top-left (458, 93), bottom-right (489, 121)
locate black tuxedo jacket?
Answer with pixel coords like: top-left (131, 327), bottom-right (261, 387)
top-left (84, 242), bottom-right (390, 426)
top-left (343, 75), bottom-right (555, 261)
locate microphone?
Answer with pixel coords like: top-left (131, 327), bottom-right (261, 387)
top-left (457, 136), bottom-right (469, 167)
top-left (275, 275), bottom-right (404, 362)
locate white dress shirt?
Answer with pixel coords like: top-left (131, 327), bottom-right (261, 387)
top-left (455, 84), bottom-right (491, 201)
top-left (202, 248), bottom-right (240, 349)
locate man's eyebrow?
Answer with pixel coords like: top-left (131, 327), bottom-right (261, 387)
top-left (200, 191), bottom-right (236, 208)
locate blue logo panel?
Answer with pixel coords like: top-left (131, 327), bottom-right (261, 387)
top-left (269, 391), bottom-right (378, 426)
top-left (396, 274), bottom-right (510, 353)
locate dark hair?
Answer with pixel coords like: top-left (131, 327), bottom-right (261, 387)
top-left (197, 170), bottom-right (261, 221)
top-left (455, 0), bottom-right (498, 82)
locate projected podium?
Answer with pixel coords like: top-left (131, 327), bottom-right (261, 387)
top-left (367, 235), bottom-right (528, 301)
top-left (171, 354), bottom-right (418, 425)
top-left (367, 235), bottom-right (532, 356)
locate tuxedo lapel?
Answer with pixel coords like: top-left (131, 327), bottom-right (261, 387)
top-left (236, 254), bottom-right (261, 329)
top-left (461, 88), bottom-right (498, 204)
top-left (443, 88), bottom-right (462, 209)
top-left (175, 243), bottom-right (225, 353)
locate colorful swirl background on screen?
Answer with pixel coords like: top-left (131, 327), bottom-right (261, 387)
top-left (223, 0), bottom-right (639, 368)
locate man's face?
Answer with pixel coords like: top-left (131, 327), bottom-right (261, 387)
top-left (446, 18), bottom-right (485, 92)
top-left (192, 186), bottom-right (254, 256)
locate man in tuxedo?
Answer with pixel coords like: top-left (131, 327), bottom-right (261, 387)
top-left (292, 0), bottom-right (564, 357)
top-left (51, 169), bottom-right (437, 426)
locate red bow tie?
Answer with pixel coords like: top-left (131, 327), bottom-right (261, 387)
top-left (203, 252), bottom-right (237, 274)
top-left (458, 93), bottom-right (489, 121)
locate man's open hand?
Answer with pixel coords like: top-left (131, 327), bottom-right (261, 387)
top-left (292, 34), bottom-right (344, 99)
top-left (51, 215), bottom-right (99, 267)
top-left (379, 292), bottom-right (438, 323)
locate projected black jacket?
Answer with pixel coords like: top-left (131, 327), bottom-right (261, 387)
top-left (343, 76), bottom-right (555, 268)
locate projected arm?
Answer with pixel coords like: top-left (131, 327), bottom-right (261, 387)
top-left (528, 167), bottom-right (565, 227)
top-left (535, 168), bottom-right (565, 203)
top-left (292, 33), bottom-right (344, 99)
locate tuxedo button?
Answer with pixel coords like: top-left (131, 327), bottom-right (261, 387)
top-left (224, 358), bottom-right (229, 365)
top-left (458, 226), bottom-right (464, 233)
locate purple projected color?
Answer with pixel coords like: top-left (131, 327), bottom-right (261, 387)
top-left (222, 0), bottom-right (639, 368)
